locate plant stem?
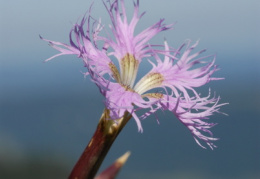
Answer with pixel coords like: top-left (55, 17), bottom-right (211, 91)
top-left (69, 109), bottom-right (131, 179)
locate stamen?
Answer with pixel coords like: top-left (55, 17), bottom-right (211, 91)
top-left (120, 54), bottom-right (139, 87)
top-left (142, 93), bottom-right (164, 99)
top-left (134, 72), bottom-right (164, 94)
top-left (121, 84), bottom-right (135, 92)
top-left (109, 62), bottom-right (121, 83)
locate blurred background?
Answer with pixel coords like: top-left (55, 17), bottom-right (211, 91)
top-left (0, 0), bottom-right (259, 178)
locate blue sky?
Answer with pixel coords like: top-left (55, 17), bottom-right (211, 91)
top-left (0, 0), bottom-right (260, 178)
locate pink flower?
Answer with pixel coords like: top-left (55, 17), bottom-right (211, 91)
top-left (41, 0), bottom-right (227, 149)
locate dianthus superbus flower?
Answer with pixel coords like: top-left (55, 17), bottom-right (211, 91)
top-left (41, 0), bottom-right (226, 149)
top-left (41, 0), bottom-right (227, 178)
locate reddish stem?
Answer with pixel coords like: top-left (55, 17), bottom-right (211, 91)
top-left (69, 109), bottom-right (131, 179)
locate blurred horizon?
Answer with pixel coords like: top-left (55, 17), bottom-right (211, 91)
top-left (1, 0), bottom-right (259, 178)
